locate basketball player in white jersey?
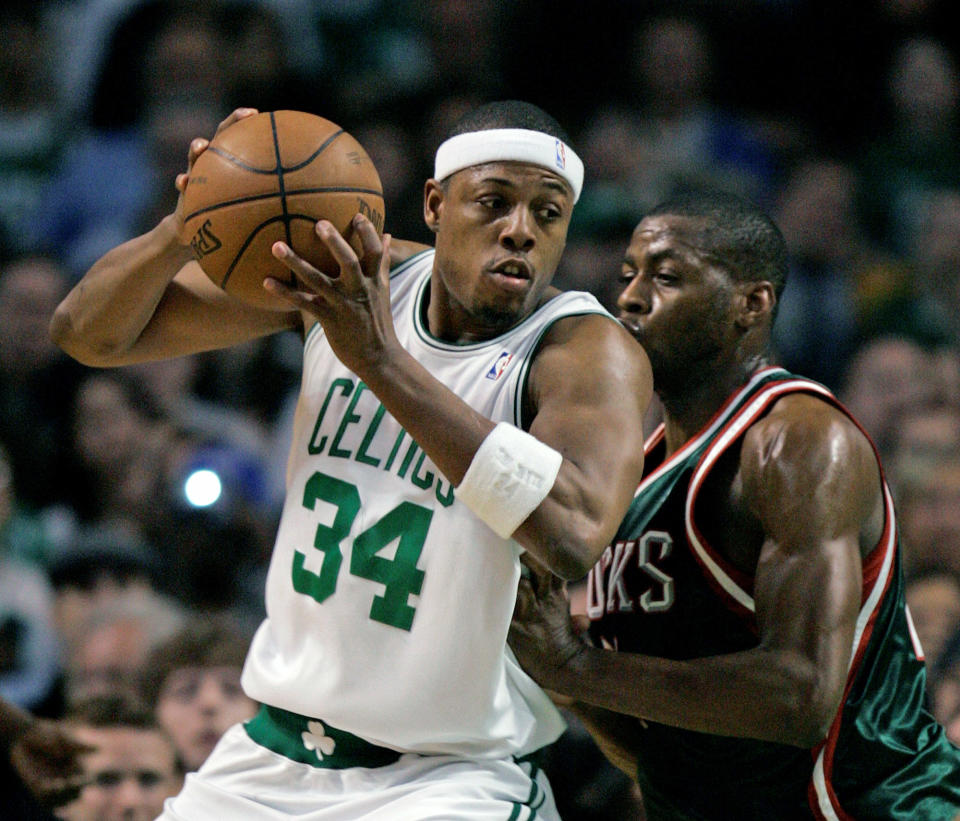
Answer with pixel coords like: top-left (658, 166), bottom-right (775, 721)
top-left (50, 101), bottom-right (652, 820)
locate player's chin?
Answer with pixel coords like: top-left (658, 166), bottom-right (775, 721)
top-left (473, 298), bottom-right (526, 330)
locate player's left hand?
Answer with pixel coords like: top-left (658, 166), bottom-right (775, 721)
top-left (509, 554), bottom-right (589, 697)
top-left (265, 214), bottom-right (398, 375)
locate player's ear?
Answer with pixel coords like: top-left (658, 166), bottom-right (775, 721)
top-left (735, 281), bottom-right (776, 329)
top-left (423, 179), bottom-right (444, 234)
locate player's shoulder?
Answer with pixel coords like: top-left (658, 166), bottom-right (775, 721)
top-left (742, 392), bottom-right (874, 479)
top-left (388, 239), bottom-right (433, 269)
top-left (539, 304), bottom-right (644, 361)
top-left (530, 304), bottom-right (651, 404)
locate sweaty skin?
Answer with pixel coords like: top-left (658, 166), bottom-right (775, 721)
top-left (509, 213), bottom-right (886, 771)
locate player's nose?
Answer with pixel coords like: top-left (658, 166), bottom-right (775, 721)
top-left (499, 206), bottom-right (535, 251)
top-left (617, 274), bottom-right (650, 314)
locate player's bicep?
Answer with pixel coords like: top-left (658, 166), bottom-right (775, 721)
top-left (742, 403), bottom-right (874, 720)
top-left (524, 316), bottom-right (651, 540)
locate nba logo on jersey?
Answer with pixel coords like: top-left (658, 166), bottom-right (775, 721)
top-left (486, 351), bottom-right (513, 381)
top-left (555, 140), bottom-right (566, 170)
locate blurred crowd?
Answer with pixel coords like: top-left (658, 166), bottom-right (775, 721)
top-left (2, 0), bottom-right (960, 818)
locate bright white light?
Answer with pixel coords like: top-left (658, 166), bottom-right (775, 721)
top-left (184, 469), bottom-right (222, 508)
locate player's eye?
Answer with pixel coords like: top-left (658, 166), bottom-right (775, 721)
top-left (478, 195), bottom-right (505, 210)
top-left (536, 204), bottom-right (562, 221)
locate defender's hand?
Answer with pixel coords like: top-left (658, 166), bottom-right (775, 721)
top-left (510, 554), bottom-right (589, 696)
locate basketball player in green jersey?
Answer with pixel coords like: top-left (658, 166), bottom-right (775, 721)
top-left (50, 102), bottom-right (652, 819)
top-left (509, 192), bottom-right (960, 820)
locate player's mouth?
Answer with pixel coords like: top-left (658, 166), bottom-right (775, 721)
top-left (488, 259), bottom-right (532, 292)
top-left (618, 316), bottom-right (644, 338)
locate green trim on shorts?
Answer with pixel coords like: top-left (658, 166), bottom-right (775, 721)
top-left (244, 705), bottom-right (402, 769)
top-left (506, 753), bottom-right (547, 820)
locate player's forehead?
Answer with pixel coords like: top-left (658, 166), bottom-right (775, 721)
top-left (627, 214), bottom-right (711, 259)
top-left (451, 162), bottom-right (572, 198)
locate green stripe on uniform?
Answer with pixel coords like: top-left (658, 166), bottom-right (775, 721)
top-left (244, 704), bottom-right (402, 769)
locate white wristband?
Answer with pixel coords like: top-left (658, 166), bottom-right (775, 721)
top-left (456, 423), bottom-right (563, 539)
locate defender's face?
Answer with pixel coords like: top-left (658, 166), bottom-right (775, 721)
top-left (425, 161), bottom-right (573, 340)
top-left (616, 214), bottom-right (736, 389)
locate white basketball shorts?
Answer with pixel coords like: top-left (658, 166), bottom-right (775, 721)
top-left (158, 716), bottom-right (560, 821)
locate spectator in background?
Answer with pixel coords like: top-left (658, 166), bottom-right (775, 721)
top-left (857, 36), bottom-right (960, 254)
top-left (0, 255), bottom-right (81, 514)
top-left (772, 157), bottom-right (898, 389)
top-left (837, 334), bottom-right (939, 458)
top-left (139, 618), bottom-right (257, 773)
top-left (62, 590), bottom-right (186, 710)
top-left (626, 14), bottom-right (775, 202)
top-left (216, 0), bottom-right (323, 116)
top-left (0, 2), bottom-right (64, 256)
top-left (896, 459), bottom-right (960, 579)
top-left (571, 14), bottom-right (778, 254)
top-left (932, 629), bottom-right (960, 746)
top-left (568, 107), bottom-right (653, 244)
top-left (46, 522), bottom-right (163, 652)
top-left (862, 187), bottom-right (960, 346)
top-left (1, 442), bottom-right (56, 569)
top-left (149, 442), bottom-right (273, 619)
top-left (56, 693), bottom-right (183, 821)
top-left (63, 368), bottom-right (274, 616)
top-left (351, 118), bottom-right (429, 245)
top-left (0, 558), bottom-right (61, 716)
top-left (36, 1), bottom-right (227, 277)
top-left (905, 568), bottom-right (960, 690)
top-left (885, 401), bottom-right (960, 495)
top-left (121, 357), bottom-right (270, 468)
top-left (65, 370), bottom-right (167, 530)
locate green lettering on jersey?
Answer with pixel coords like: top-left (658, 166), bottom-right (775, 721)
top-left (308, 378), bottom-right (354, 455)
top-left (293, 471), bottom-right (432, 631)
top-left (329, 381), bottom-right (369, 458)
top-left (291, 472), bottom-right (359, 602)
top-left (355, 402), bottom-right (387, 467)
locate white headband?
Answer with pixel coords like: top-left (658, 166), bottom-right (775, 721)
top-left (434, 128), bottom-right (584, 203)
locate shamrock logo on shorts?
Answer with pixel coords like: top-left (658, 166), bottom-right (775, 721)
top-left (301, 720), bottom-right (336, 761)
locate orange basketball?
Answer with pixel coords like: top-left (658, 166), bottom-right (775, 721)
top-left (179, 110), bottom-right (385, 311)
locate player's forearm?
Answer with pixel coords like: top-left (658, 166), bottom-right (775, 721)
top-left (551, 643), bottom-right (834, 748)
top-left (49, 215), bottom-right (193, 365)
top-left (359, 345), bottom-right (496, 485)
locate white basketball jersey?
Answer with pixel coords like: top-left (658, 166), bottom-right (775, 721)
top-left (242, 250), bottom-right (611, 758)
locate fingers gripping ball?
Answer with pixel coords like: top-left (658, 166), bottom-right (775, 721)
top-left (180, 110), bottom-right (385, 310)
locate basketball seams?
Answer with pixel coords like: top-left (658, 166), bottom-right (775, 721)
top-left (281, 129), bottom-right (346, 172)
top-left (181, 110), bottom-right (384, 310)
top-left (205, 146), bottom-right (279, 174)
top-left (183, 189), bottom-right (384, 223)
top-left (270, 112), bottom-right (293, 264)
top-left (201, 129), bottom-right (347, 176)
